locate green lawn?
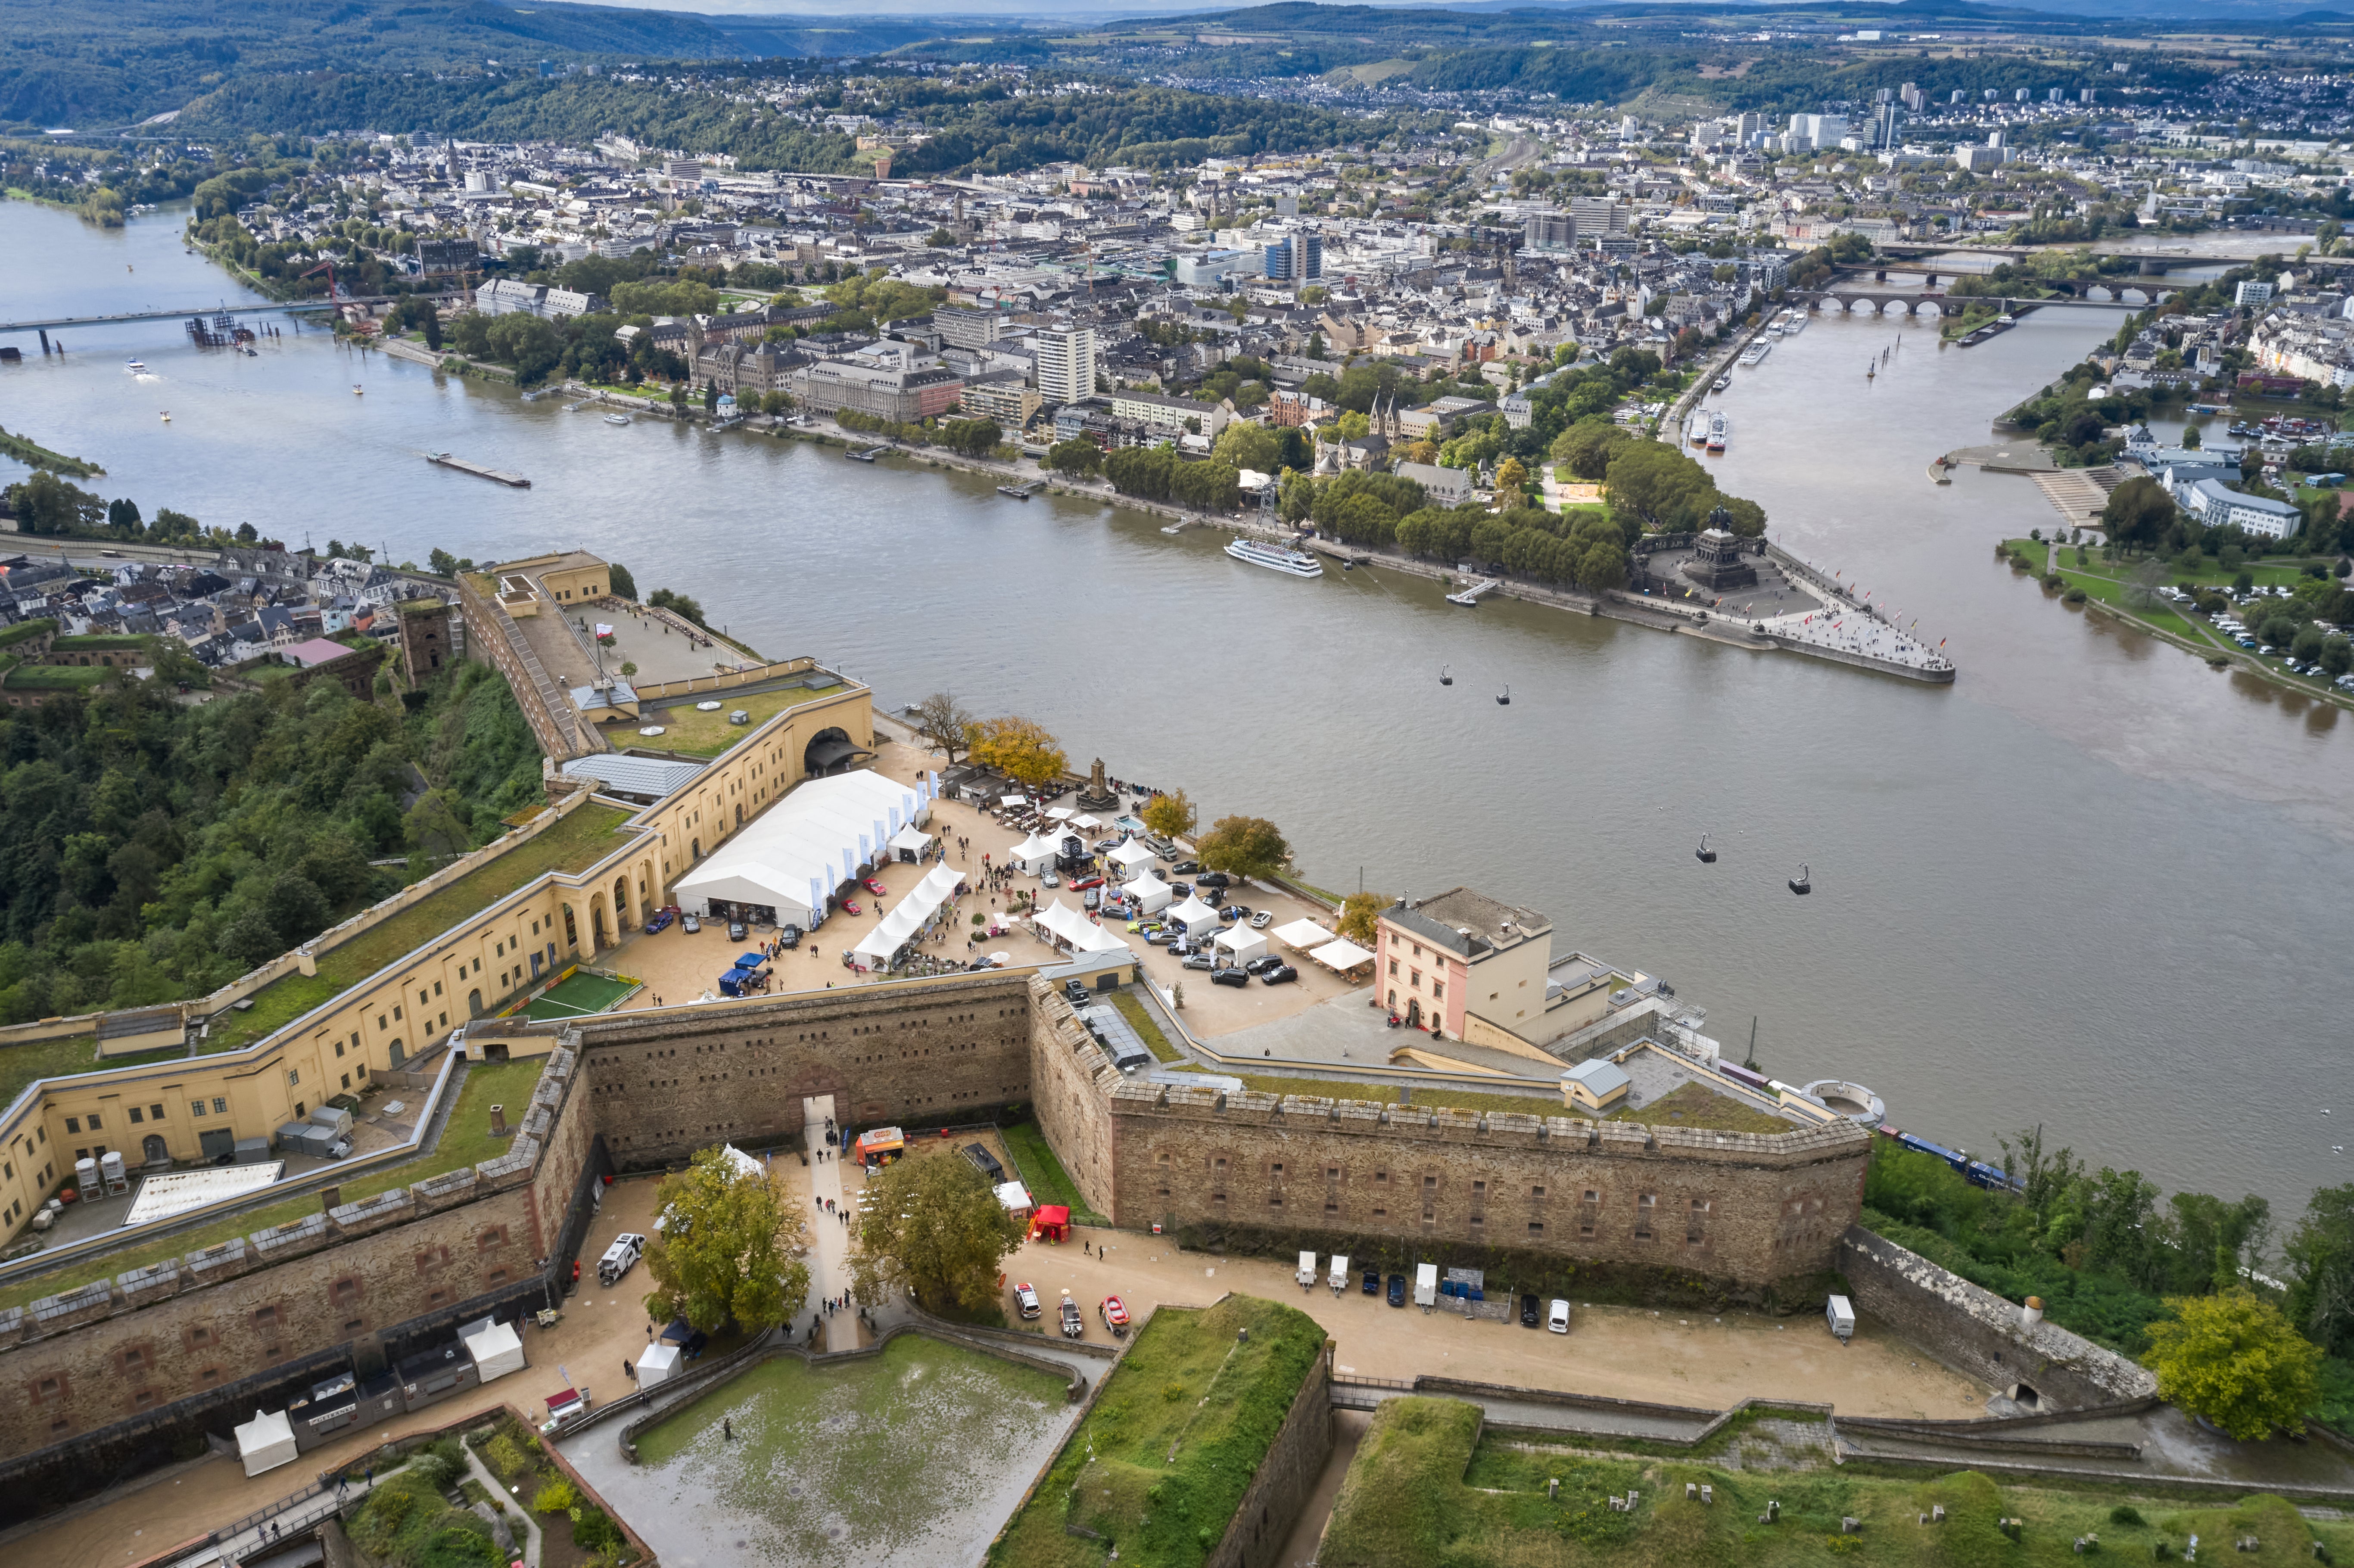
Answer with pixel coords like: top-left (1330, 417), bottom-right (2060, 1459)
top-left (606, 683), bottom-right (845, 758)
top-left (1318, 1395), bottom-right (2354, 1568)
top-left (0, 1038), bottom-right (185, 1121)
top-left (1110, 990), bottom-right (1185, 1064)
top-left (0, 1056), bottom-right (548, 1312)
top-left (203, 805), bottom-right (631, 1052)
top-left (988, 1294), bottom-right (1327, 1568)
top-left (1607, 1079), bottom-right (1795, 1136)
top-left (1000, 1120), bottom-right (1106, 1226)
top-left (2003, 540), bottom-right (2214, 646)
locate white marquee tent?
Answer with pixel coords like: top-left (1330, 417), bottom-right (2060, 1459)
top-left (887, 824), bottom-right (934, 862)
top-left (673, 770), bottom-right (929, 928)
top-left (1270, 918), bottom-right (1336, 951)
top-left (1167, 895), bottom-right (1223, 938)
top-left (461, 1318), bottom-right (526, 1384)
top-left (1214, 925), bottom-right (1267, 966)
top-left (236, 1408), bottom-right (298, 1478)
top-left (851, 862), bottom-right (966, 965)
top-left (1006, 831), bottom-right (1061, 875)
top-left (1033, 899), bottom-right (1130, 955)
top-left (1108, 839), bottom-right (1158, 873)
top-left (637, 1341), bottom-right (682, 1389)
top-left (1122, 872), bottom-right (1172, 914)
top-left (1309, 936), bottom-right (1377, 974)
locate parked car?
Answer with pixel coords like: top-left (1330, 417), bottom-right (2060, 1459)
top-left (1260, 964), bottom-right (1299, 986)
top-left (840, 901), bottom-right (862, 917)
top-left (1249, 911), bottom-right (1274, 929)
top-left (1548, 1299), bottom-right (1572, 1334)
top-left (1386, 1273), bottom-right (1408, 1308)
top-left (1171, 860), bottom-right (1202, 875)
top-left (1014, 1282), bottom-right (1042, 1319)
top-left (1244, 955), bottom-right (1284, 975)
top-left (1069, 875), bottom-right (1105, 891)
top-left (1064, 980), bottom-right (1092, 1008)
top-left (1092, 837), bottom-right (1124, 853)
top-left (1520, 1293), bottom-right (1541, 1328)
top-left (1041, 873), bottom-right (1060, 888)
top-left (681, 912), bottom-right (701, 933)
top-left (1194, 871), bottom-right (1232, 889)
top-left (1182, 953), bottom-right (1215, 971)
top-left (1211, 968), bottom-right (1252, 988)
top-left (962, 1143), bottom-right (1005, 1183)
top-left (1218, 905), bottom-right (1245, 923)
top-left (1362, 1267), bottom-right (1381, 1295)
top-left (863, 877), bottom-right (889, 895)
top-left (1059, 1294), bottom-right (1085, 1339)
top-left (645, 910), bottom-right (676, 935)
top-left (1200, 886), bottom-right (1227, 908)
top-left (1100, 1295), bottom-right (1131, 1338)
top-left (1169, 882), bottom-right (1190, 897)
top-left (777, 924), bottom-right (803, 949)
top-left (727, 919), bottom-right (748, 942)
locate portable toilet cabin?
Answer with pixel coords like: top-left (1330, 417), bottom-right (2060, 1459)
top-left (636, 1341), bottom-right (682, 1389)
top-left (1329, 1254), bottom-right (1351, 1296)
top-left (1296, 1250), bottom-right (1318, 1289)
top-left (1825, 1294), bottom-right (1856, 1343)
top-left (1414, 1262), bottom-right (1439, 1310)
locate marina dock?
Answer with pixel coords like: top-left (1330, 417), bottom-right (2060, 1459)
top-left (1446, 578), bottom-right (1501, 606)
top-left (997, 480), bottom-right (1044, 499)
top-left (423, 452), bottom-right (530, 487)
top-left (846, 445), bottom-right (889, 463)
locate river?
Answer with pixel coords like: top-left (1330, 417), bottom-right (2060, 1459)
top-left (2, 200), bottom-right (2347, 1218)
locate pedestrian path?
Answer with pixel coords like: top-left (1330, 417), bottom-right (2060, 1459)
top-left (459, 1438), bottom-right (540, 1568)
top-left (206, 1462), bottom-right (400, 1568)
top-left (804, 1108), bottom-right (854, 1352)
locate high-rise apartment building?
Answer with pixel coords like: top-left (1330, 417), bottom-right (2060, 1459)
top-left (1035, 323), bottom-right (1098, 405)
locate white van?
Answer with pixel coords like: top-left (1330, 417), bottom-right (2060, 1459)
top-left (1329, 1254), bottom-right (1351, 1296)
top-left (1413, 1263), bottom-right (1439, 1311)
top-left (597, 1232), bottom-right (646, 1287)
top-left (1297, 1250), bottom-right (1318, 1290)
top-left (1826, 1293), bottom-right (1856, 1343)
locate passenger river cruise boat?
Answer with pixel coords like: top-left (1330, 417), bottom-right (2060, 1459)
top-left (1226, 538), bottom-right (1324, 578)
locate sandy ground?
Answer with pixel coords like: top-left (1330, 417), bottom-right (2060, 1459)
top-left (14, 1172), bottom-right (811, 1568)
top-left (1000, 1223), bottom-right (1986, 1421)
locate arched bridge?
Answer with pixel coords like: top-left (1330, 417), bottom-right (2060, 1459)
top-left (1805, 288), bottom-right (2169, 317)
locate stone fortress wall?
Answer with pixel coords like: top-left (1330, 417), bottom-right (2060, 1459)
top-left (0, 975), bottom-right (1872, 1522)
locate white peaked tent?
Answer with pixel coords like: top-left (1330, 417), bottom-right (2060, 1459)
top-left (1310, 937), bottom-right (1377, 974)
top-left (674, 770), bottom-right (930, 928)
top-left (887, 823), bottom-right (934, 862)
top-left (1123, 872), bottom-right (1172, 914)
top-left (1270, 918), bottom-right (1336, 951)
top-left (1167, 895), bottom-right (1223, 937)
top-left (1108, 839), bottom-right (1158, 873)
top-left (1033, 899), bottom-right (1130, 955)
top-left (1214, 926), bottom-right (1268, 966)
top-left (236, 1408), bottom-right (298, 1477)
top-left (852, 862), bottom-right (965, 964)
top-left (637, 1341), bottom-right (682, 1389)
top-left (461, 1318), bottom-right (526, 1384)
top-left (1006, 831), bottom-right (1060, 875)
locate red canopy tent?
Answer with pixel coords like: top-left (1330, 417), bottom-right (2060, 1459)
top-left (1030, 1204), bottom-right (1071, 1243)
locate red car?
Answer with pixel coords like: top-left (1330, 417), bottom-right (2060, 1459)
top-left (1068, 875), bottom-right (1105, 891)
top-left (863, 877), bottom-right (888, 895)
top-left (841, 899), bottom-right (863, 916)
top-left (1099, 1295), bottom-right (1130, 1338)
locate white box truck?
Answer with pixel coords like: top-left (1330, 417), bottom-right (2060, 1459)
top-left (1329, 1254), bottom-right (1350, 1296)
top-left (1414, 1262), bottom-right (1439, 1311)
top-left (598, 1233), bottom-right (646, 1287)
top-left (1297, 1250), bottom-right (1318, 1290)
top-left (1825, 1293), bottom-right (1856, 1343)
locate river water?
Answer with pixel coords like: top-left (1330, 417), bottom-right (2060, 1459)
top-left (3, 202), bottom-right (2347, 1216)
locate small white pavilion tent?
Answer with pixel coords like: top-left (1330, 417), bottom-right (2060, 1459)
top-left (1107, 839), bottom-right (1159, 874)
top-left (1123, 872), bottom-right (1172, 914)
top-left (1310, 937), bottom-right (1377, 975)
top-left (1270, 918), bottom-right (1336, 951)
top-left (1167, 895), bottom-right (1223, 939)
top-left (887, 823), bottom-right (934, 862)
top-left (461, 1318), bottom-right (526, 1384)
top-left (1006, 831), bottom-right (1061, 875)
top-left (1214, 926), bottom-right (1267, 966)
top-left (236, 1409), bottom-right (298, 1477)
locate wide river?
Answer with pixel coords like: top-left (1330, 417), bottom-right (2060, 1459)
top-left (3, 202), bottom-right (2346, 1217)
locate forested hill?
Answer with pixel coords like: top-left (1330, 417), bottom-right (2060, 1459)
top-left (171, 75), bottom-right (1365, 177)
top-left (0, 661), bottom-right (543, 1025)
top-left (0, 0), bottom-right (940, 131)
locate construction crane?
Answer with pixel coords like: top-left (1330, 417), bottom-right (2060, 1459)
top-left (300, 257), bottom-right (343, 302)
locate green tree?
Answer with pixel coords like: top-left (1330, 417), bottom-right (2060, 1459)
top-left (643, 1145), bottom-right (808, 1334)
top-left (911, 691), bottom-right (976, 766)
top-left (1141, 788), bottom-right (1198, 842)
top-left (846, 1148), bottom-right (1027, 1314)
top-left (4, 471), bottom-right (106, 536)
top-left (2144, 1291), bottom-right (2322, 1440)
top-left (648, 587), bottom-right (707, 627)
top-left (404, 787), bottom-right (472, 864)
top-left (2284, 1183), bottom-right (2354, 1355)
top-left (704, 379), bottom-right (720, 413)
top-left (2101, 475), bottom-right (2177, 549)
top-left (1047, 438), bottom-right (1103, 477)
top-left (1337, 891), bottom-right (1384, 945)
top-left (606, 562), bottom-right (638, 601)
top-left (263, 871), bottom-right (331, 947)
top-left (2321, 636), bottom-right (2353, 678)
top-left (1196, 814), bottom-right (1290, 881)
top-left (1603, 442), bottom-right (1717, 533)
top-left (969, 715), bottom-right (1066, 787)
